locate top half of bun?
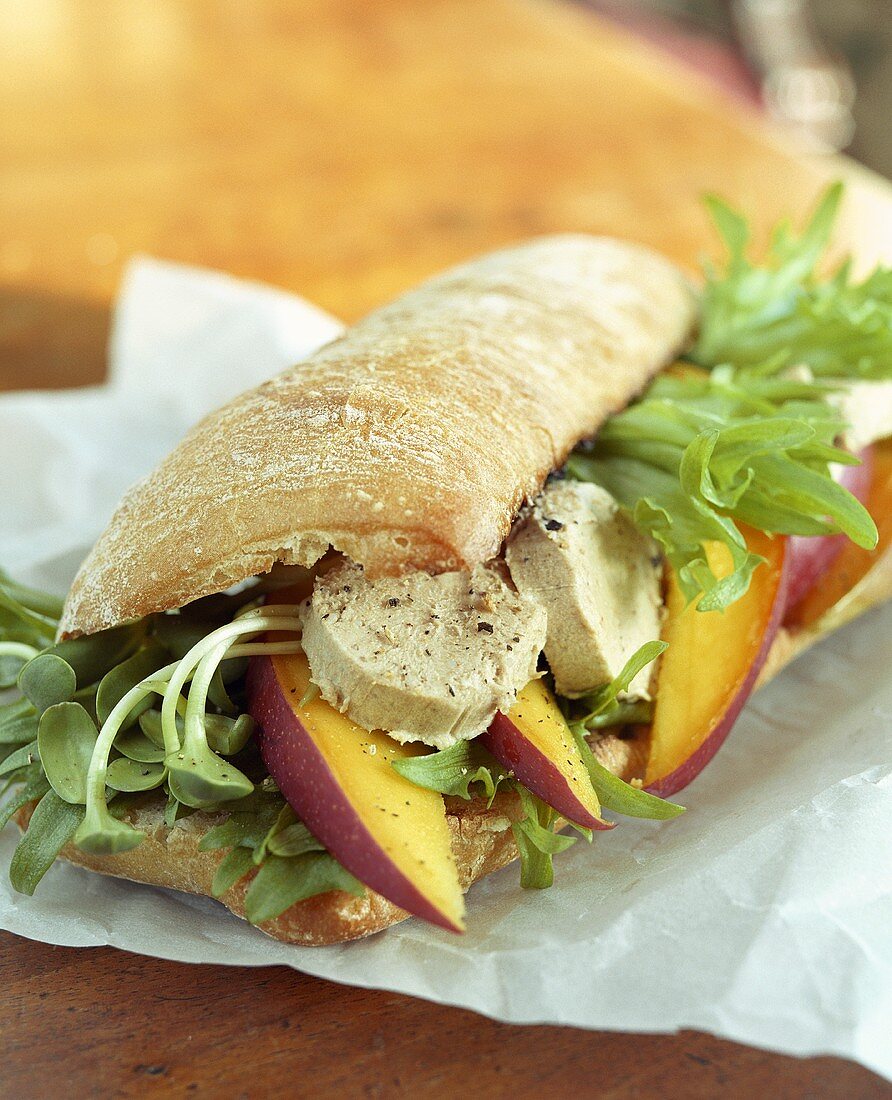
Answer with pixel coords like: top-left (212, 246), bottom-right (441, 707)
top-left (60, 235), bottom-right (697, 638)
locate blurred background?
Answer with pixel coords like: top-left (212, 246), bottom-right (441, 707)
top-left (1, 0), bottom-right (890, 393)
top-left (589, 0), bottom-right (891, 172)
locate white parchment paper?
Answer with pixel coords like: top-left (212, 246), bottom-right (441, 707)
top-left (1, 259), bottom-right (890, 1078)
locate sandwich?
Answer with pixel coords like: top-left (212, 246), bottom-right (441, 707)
top-left (1, 183), bottom-right (890, 944)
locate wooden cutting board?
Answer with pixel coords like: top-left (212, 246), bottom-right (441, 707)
top-left (1, 1), bottom-right (889, 1096)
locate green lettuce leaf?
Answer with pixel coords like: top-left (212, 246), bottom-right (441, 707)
top-left (9, 791), bottom-right (85, 896)
top-left (211, 846), bottom-right (256, 898)
top-left (394, 756), bottom-right (595, 890)
top-left (244, 853), bottom-right (364, 925)
top-left (0, 771), bottom-right (50, 832)
top-left (569, 361), bottom-right (877, 613)
top-left (569, 724), bottom-right (684, 820)
top-left (391, 740), bottom-right (511, 804)
top-left (559, 641), bottom-right (685, 820)
top-left (391, 739), bottom-right (589, 888)
top-left (693, 183), bottom-right (892, 379)
top-left (572, 640), bottom-right (666, 727)
top-left (511, 784), bottom-right (586, 890)
top-left (199, 790), bottom-right (361, 921)
top-left (570, 184), bottom-right (887, 611)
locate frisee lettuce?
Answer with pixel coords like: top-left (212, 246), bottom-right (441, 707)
top-left (569, 185), bottom-right (886, 610)
top-left (693, 182), bottom-right (892, 378)
top-left (569, 375), bottom-right (876, 609)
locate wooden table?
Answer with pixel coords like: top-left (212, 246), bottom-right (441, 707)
top-left (1, 1), bottom-right (890, 1095)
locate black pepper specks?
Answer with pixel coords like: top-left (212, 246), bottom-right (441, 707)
top-left (544, 518), bottom-right (564, 532)
top-left (477, 621), bottom-right (494, 634)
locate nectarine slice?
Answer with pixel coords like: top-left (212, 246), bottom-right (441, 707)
top-left (787, 439), bottom-right (892, 628)
top-left (483, 679), bottom-right (610, 830)
top-left (247, 652), bottom-right (465, 933)
top-left (784, 448), bottom-right (874, 613)
top-left (644, 528), bottom-right (788, 796)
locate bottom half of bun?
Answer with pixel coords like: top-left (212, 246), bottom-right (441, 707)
top-left (17, 789), bottom-right (527, 946)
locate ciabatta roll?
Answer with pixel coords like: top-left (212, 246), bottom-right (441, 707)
top-left (60, 237), bottom-right (696, 638)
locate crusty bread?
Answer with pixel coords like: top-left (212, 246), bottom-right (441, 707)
top-left (16, 546), bottom-right (892, 945)
top-left (59, 236), bottom-right (695, 638)
top-left (32, 792), bottom-right (526, 946)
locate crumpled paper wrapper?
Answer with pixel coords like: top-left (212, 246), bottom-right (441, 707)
top-left (2, 259), bottom-right (890, 1078)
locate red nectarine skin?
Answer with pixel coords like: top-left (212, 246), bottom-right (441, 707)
top-left (784, 448), bottom-right (873, 614)
top-left (644, 530), bottom-right (789, 799)
top-left (483, 711), bottom-right (613, 831)
top-left (789, 439), bottom-right (892, 628)
top-left (247, 655), bottom-right (464, 933)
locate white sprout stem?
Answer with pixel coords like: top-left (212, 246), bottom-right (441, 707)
top-left (160, 616), bottom-right (303, 755)
top-left (223, 641), bottom-right (302, 658)
top-left (182, 635), bottom-right (302, 747)
top-left (176, 638), bottom-right (303, 754)
top-left (182, 640), bottom-right (230, 755)
top-left (235, 603), bottom-right (305, 620)
top-left (79, 613), bottom-right (303, 826)
top-left (0, 642), bottom-right (40, 661)
top-left (83, 663), bottom-right (178, 818)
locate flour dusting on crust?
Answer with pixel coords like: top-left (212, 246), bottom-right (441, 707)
top-left (61, 236), bottom-right (696, 637)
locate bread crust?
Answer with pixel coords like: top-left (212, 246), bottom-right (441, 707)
top-left (59, 236), bottom-right (695, 638)
top-left (18, 791), bottom-right (526, 947)
top-left (23, 539), bottom-right (890, 946)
